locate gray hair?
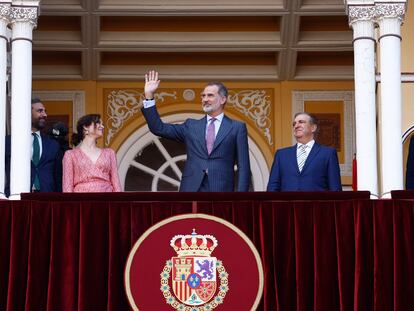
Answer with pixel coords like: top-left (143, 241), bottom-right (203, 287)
top-left (205, 81), bottom-right (228, 98)
top-left (294, 112), bottom-right (318, 126)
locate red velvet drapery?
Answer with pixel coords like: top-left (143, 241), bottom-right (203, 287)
top-left (0, 192), bottom-right (413, 310)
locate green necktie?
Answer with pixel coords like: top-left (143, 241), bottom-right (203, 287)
top-left (32, 133), bottom-right (41, 190)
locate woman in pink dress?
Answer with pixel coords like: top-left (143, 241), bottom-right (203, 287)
top-left (63, 114), bottom-right (122, 192)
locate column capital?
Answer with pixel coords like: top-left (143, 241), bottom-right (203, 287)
top-left (375, 2), bottom-right (406, 22)
top-left (10, 4), bottom-right (39, 28)
top-left (347, 5), bottom-right (376, 25)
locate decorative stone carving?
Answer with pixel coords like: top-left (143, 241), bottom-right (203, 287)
top-left (106, 89), bottom-right (177, 145)
top-left (348, 6), bottom-right (376, 24)
top-left (375, 3), bottom-right (406, 21)
top-left (347, 2), bottom-right (406, 25)
top-left (0, 4), bottom-right (11, 22)
top-left (183, 89), bottom-right (195, 101)
top-left (227, 89), bottom-right (273, 145)
top-left (10, 6), bottom-right (38, 26)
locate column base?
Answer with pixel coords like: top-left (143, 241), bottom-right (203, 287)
top-left (8, 193), bottom-right (21, 200)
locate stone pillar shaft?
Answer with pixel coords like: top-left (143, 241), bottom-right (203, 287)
top-left (378, 10), bottom-right (405, 197)
top-left (348, 6), bottom-right (379, 197)
top-left (9, 5), bottom-right (38, 200)
top-left (0, 5), bottom-right (10, 199)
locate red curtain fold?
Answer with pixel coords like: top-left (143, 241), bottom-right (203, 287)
top-left (0, 197), bottom-right (413, 310)
top-left (373, 200), bottom-right (394, 311)
top-left (47, 202), bottom-right (80, 310)
top-left (393, 200), bottom-right (414, 311)
top-left (334, 201), bottom-right (356, 311)
top-left (0, 202), bottom-right (12, 310)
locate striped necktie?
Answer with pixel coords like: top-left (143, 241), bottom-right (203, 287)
top-left (206, 118), bottom-right (216, 155)
top-left (297, 144), bottom-right (307, 172)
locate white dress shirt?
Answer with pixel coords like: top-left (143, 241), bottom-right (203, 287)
top-left (206, 113), bottom-right (224, 138)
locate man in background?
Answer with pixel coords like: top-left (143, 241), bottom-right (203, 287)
top-left (5, 98), bottom-right (63, 196)
top-left (267, 112), bottom-right (341, 191)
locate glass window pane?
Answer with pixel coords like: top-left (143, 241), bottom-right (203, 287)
top-left (125, 166), bottom-right (152, 191)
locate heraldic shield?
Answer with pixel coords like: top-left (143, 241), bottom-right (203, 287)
top-left (171, 256), bottom-right (217, 305)
top-left (160, 229), bottom-right (229, 311)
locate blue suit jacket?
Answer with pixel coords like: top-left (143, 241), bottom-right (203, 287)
top-left (267, 143), bottom-right (342, 191)
top-left (5, 135), bottom-right (63, 196)
top-left (406, 135), bottom-right (414, 189)
top-left (142, 106), bottom-right (250, 192)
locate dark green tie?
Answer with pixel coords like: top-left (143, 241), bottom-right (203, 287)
top-left (32, 133), bottom-right (41, 190)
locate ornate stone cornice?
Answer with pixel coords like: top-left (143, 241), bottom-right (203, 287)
top-left (375, 3), bottom-right (406, 21)
top-left (10, 6), bottom-right (38, 27)
top-left (348, 5), bottom-right (376, 24)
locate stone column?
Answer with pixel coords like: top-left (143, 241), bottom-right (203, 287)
top-left (347, 3), bottom-right (379, 197)
top-left (9, 3), bottom-right (39, 200)
top-left (0, 1), bottom-right (11, 199)
top-left (376, 1), bottom-right (406, 198)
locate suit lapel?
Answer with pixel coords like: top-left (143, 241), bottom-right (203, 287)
top-left (289, 145), bottom-right (300, 173)
top-left (212, 116), bottom-right (232, 153)
top-left (39, 135), bottom-right (49, 164)
top-left (195, 117), bottom-right (209, 154)
top-left (301, 143), bottom-right (321, 173)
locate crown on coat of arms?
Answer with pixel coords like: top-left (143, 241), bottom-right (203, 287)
top-left (170, 229), bottom-right (218, 257)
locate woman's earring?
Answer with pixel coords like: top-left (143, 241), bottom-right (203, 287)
top-left (85, 130), bottom-right (89, 135)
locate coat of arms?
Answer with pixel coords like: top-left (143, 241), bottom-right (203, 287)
top-left (160, 229), bottom-right (229, 311)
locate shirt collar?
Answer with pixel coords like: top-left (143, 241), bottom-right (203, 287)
top-left (207, 113), bottom-right (224, 123)
top-left (32, 130), bottom-right (41, 137)
top-left (297, 139), bottom-right (315, 149)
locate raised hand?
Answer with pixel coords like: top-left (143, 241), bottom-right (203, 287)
top-left (144, 70), bottom-right (160, 99)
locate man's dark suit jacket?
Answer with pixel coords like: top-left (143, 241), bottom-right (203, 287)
top-left (142, 106), bottom-right (250, 192)
top-left (5, 135), bottom-right (63, 196)
top-left (267, 143), bottom-right (342, 191)
top-left (406, 135), bottom-right (414, 189)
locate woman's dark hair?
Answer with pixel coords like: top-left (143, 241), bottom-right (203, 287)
top-left (71, 114), bottom-right (101, 146)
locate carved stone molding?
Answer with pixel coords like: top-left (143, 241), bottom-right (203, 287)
top-left (105, 89), bottom-right (177, 146)
top-left (32, 90), bottom-right (86, 132)
top-left (375, 3), bottom-right (406, 21)
top-left (348, 6), bottom-right (376, 24)
top-left (10, 6), bottom-right (38, 26)
top-left (292, 90), bottom-right (355, 176)
top-left (227, 89), bottom-right (273, 145)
